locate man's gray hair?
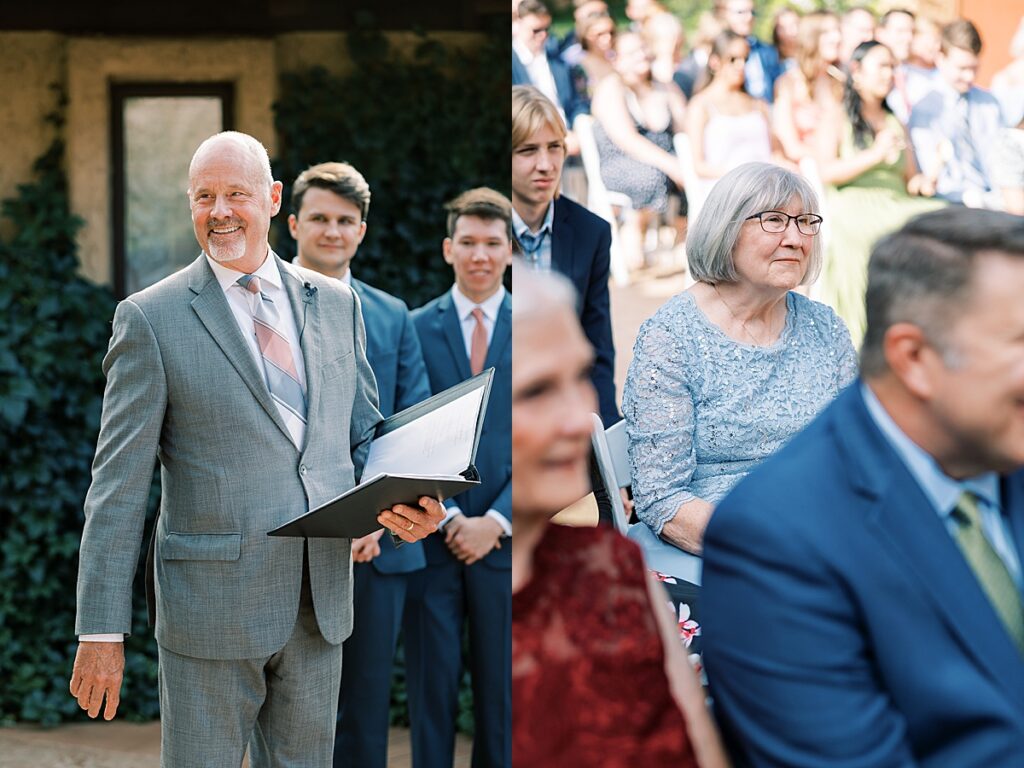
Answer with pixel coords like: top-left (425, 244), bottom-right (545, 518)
top-left (512, 259), bottom-right (578, 320)
top-left (686, 162), bottom-right (823, 286)
top-left (860, 207), bottom-right (1024, 377)
top-left (188, 131), bottom-right (274, 190)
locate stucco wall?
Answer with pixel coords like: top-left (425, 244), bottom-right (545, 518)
top-left (66, 37), bottom-right (276, 285)
top-left (0, 32), bottom-right (65, 241)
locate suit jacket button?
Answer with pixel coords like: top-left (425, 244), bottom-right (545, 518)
top-left (299, 464), bottom-right (307, 476)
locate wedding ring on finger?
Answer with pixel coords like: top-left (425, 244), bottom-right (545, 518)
top-left (406, 520), bottom-right (415, 531)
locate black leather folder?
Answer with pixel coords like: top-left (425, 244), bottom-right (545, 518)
top-left (268, 368), bottom-right (493, 539)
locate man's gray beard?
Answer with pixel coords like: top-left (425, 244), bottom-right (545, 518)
top-left (207, 236), bottom-right (247, 264)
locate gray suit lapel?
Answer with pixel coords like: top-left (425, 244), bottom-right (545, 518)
top-left (187, 255), bottom-right (294, 446)
top-left (279, 256), bottom-right (321, 451)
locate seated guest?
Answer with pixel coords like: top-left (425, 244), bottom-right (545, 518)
top-left (558, 0), bottom-right (610, 65)
top-left (675, 12), bottom-right (724, 100)
top-left (991, 115), bottom-right (1024, 215)
top-left (570, 9), bottom-right (617, 106)
top-left (876, 8), bottom-right (916, 122)
top-left (714, 0), bottom-right (782, 103)
top-left (839, 5), bottom-right (876, 69)
top-left (623, 162), bottom-right (857, 655)
top-left (643, 11), bottom-right (686, 88)
top-left (702, 207), bottom-right (1024, 767)
top-left (816, 40), bottom-right (945, 344)
top-left (908, 19), bottom-right (1004, 208)
top-left (513, 0), bottom-right (585, 155)
top-left (991, 16), bottom-right (1024, 128)
top-left (686, 32), bottom-right (780, 198)
top-left (592, 31), bottom-right (687, 270)
top-left (773, 10), bottom-right (844, 164)
top-left (771, 6), bottom-right (801, 73)
top-left (512, 85), bottom-right (619, 426)
top-left (512, 264), bottom-right (728, 768)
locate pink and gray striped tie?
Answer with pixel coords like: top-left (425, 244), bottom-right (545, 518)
top-left (236, 274), bottom-right (307, 444)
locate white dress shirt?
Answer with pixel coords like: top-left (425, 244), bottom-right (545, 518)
top-left (512, 39), bottom-right (566, 126)
top-left (81, 252), bottom-right (307, 643)
top-left (443, 284), bottom-right (511, 537)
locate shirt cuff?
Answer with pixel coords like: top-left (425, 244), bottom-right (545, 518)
top-left (79, 634), bottom-right (124, 643)
top-left (486, 509), bottom-right (512, 537)
top-left (439, 507), bottom-right (463, 530)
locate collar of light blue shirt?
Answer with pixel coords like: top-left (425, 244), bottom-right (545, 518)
top-left (861, 382), bottom-right (1000, 519)
top-left (512, 201), bottom-right (554, 240)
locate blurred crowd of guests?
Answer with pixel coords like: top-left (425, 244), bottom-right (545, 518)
top-left (512, 0), bottom-right (1024, 341)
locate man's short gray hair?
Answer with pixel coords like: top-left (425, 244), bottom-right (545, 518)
top-left (860, 207), bottom-right (1024, 377)
top-left (188, 131), bottom-right (274, 190)
top-left (686, 162), bottom-right (823, 286)
top-left (512, 259), bottom-right (578, 320)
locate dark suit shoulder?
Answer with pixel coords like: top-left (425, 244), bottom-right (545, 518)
top-left (555, 195), bottom-right (611, 234)
top-left (410, 293), bottom-right (448, 323)
top-left (352, 278), bottom-right (411, 315)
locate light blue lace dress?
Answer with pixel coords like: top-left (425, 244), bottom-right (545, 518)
top-left (623, 290), bottom-right (857, 575)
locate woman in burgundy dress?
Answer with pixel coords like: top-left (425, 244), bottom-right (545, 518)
top-left (511, 264), bottom-right (728, 768)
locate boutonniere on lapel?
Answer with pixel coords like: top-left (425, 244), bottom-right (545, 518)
top-left (302, 281), bottom-right (318, 305)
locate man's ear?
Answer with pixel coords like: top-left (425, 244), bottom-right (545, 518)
top-left (884, 322), bottom-right (937, 400)
top-left (443, 238), bottom-right (455, 266)
top-left (287, 213), bottom-right (298, 239)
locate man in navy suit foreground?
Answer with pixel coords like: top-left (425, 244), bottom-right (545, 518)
top-left (287, 161), bottom-right (433, 768)
top-left (703, 207), bottom-right (1024, 766)
top-left (407, 188), bottom-right (512, 768)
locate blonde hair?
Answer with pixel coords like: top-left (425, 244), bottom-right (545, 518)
top-left (512, 85), bottom-right (567, 150)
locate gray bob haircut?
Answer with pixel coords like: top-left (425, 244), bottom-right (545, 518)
top-left (512, 258), bottom-right (578, 320)
top-left (687, 162), bottom-right (823, 286)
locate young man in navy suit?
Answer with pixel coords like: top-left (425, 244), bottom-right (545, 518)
top-left (287, 162), bottom-right (433, 768)
top-left (407, 188), bottom-right (512, 768)
top-left (511, 85), bottom-right (618, 425)
top-left (702, 208), bottom-right (1024, 766)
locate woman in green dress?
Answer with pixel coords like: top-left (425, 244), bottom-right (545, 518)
top-left (815, 40), bottom-right (945, 344)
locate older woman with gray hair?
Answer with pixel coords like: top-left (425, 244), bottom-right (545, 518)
top-left (623, 162), bottom-right (857, 647)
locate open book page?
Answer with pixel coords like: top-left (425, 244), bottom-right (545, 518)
top-left (362, 385), bottom-right (485, 479)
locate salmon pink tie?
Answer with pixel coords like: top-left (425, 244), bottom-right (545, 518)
top-left (470, 307), bottom-right (488, 375)
top-left (236, 274), bottom-right (307, 446)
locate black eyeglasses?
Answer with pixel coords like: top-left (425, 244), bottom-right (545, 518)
top-left (531, 25), bottom-right (550, 36)
top-left (746, 211), bottom-right (823, 235)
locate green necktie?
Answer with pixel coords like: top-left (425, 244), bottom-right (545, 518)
top-left (952, 491), bottom-right (1024, 655)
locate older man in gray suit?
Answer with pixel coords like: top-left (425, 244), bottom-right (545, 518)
top-left (69, 131), bottom-right (443, 767)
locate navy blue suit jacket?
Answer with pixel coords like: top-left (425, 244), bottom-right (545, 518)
top-left (351, 277), bottom-right (432, 575)
top-left (702, 382), bottom-right (1024, 767)
top-left (512, 49), bottom-right (586, 126)
top-left (411, 290), bottom-right (511, 570)
top-left (552, 195), bottom-right (618, 425)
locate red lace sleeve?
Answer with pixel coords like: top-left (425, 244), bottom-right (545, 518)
top-left (513, 524), bottom-right (697, 768)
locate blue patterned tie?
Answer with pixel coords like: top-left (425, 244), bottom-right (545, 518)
top-left (518, 229), bottom-right (547, 270)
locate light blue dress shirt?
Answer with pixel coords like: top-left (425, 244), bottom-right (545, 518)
top-left (861, 383), bottom-right (1022, 588)
top-left (512, 202), bottom-right (554, 271)
top-left (908, 83), bottom-right (1004, 204)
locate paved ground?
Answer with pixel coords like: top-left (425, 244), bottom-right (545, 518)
top-left (0, 722), bottom-right (472, 767)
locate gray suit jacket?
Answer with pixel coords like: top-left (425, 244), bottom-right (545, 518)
top-left (75, 253), bottom-right (381, 660)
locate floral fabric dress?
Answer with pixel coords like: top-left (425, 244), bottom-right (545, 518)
top-left (513, 523), bottom-right (699, 768)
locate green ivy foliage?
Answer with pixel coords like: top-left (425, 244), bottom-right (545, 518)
top-left (0, 95), bottom-right (162, 724)
top-left (271, 24), bottom-right (512, 309)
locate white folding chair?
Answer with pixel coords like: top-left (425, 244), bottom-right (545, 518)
top-left (574, 114), bottom-right (632, 286)
top-left (590, 414), bottom-right (702, 584)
